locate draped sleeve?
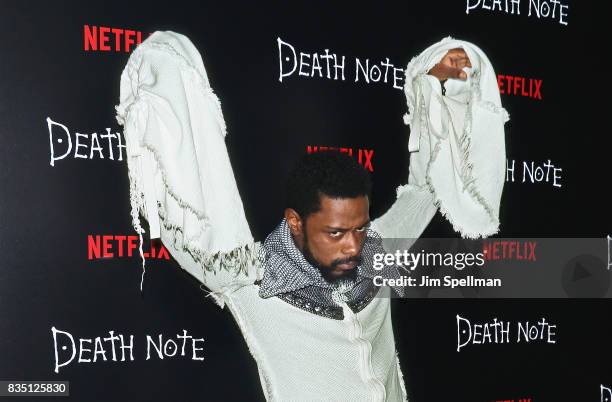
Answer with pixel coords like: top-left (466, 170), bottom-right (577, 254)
top-left (372, 36), bottom-right (509, 240)
top-left (115, 31), bottom-right (262, 301)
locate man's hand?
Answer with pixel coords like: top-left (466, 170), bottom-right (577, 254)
top-left (427, 48), bottom-right (472, 81)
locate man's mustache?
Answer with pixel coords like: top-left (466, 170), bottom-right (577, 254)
top-left (331, 255), bottom-right (363, 268)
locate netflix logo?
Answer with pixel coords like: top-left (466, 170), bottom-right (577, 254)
top-left (497, 74), bottom-right (542, 100)
top-left (88, 235), bottom-right (170, 261)
top-left (83, 25), bottom-right (145, 52)
top-left (482, 241), bottom-right (537, 261)
top-left (307, 145), bottom-right (374, 172)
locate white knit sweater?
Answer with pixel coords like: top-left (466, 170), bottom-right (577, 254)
top-left (116, 31), bottom-right (506, 402)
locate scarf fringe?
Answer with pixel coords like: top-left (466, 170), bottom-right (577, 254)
top-left (127, 178), bottom-right (260, 290)
top-left (122, 114), bottom-right (259, 289)
top-left (424, 138), bottom-right (500, 239)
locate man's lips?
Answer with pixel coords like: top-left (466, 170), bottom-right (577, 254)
top-left (336, 261), bottom-right (358, 270)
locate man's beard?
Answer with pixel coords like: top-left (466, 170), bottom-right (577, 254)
top-left (301, 228), bottom-right (362, 284)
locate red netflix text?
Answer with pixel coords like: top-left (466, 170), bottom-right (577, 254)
top-left (83, 25), bottom-right (144, 52)
top-left (497, 74), bottom-right (542, 100)
top-left (307, 145), bottom-right (374, 172)
top-left (87, 235), bottom-right (170, 260)
top-left (483, 241), bottom-right (537, 261)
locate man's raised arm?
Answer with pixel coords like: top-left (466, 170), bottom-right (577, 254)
top-left (372, 38), bottom-right (508, 240)
top-left (115, 31), bottom-right (260, 297)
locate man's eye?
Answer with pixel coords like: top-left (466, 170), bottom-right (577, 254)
top-left (356, 226), bottom-right (366, 232)
top-left (329, 231), bottom-right (342, 238)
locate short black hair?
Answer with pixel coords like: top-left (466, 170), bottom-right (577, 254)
top-left (285, 151), bottom-right (372, 219)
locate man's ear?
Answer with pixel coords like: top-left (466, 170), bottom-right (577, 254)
top-left (284, 208), bottom-right (303, 237)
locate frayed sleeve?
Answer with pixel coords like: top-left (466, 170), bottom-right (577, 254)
top-left (116, 31), bottom-right (260, 295)
top-left (374, 37), bottom-right (507, 240)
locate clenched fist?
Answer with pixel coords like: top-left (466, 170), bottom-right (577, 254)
top-left (427, 48), bottom-right (472, 81)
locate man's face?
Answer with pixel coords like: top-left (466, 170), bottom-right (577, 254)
top-left (288, 194), bottom-right (370, 281)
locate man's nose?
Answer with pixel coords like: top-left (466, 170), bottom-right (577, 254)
top-left (341, 232), bottom-right (361, 256)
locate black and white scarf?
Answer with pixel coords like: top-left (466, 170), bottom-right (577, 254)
top-left (257, 218), bottom-right (402, 320)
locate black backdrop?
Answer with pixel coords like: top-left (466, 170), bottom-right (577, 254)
top-left (0, 1), bottom-right (609, 401)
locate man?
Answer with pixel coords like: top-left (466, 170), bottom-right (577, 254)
top-left (116, 31), bottom-right (506, 401)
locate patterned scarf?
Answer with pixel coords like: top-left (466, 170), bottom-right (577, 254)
top-left (258, 218), bottom-right (402, 320)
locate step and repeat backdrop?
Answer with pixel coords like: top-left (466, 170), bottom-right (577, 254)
top-left (1, 1), bottom-right (609, 401)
